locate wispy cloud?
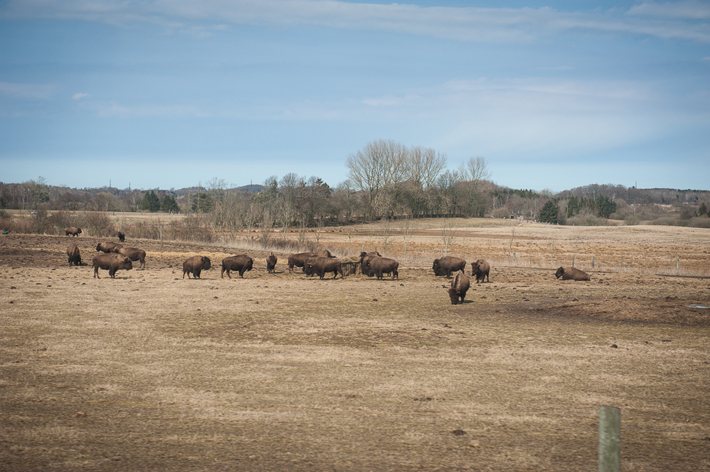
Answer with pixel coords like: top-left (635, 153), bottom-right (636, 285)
top-left (2, 0), bottom-right (709, 43)
top-left (0, 81), bottom-right (55, 99)
top-left (72, 92), bottom-right (90, 100)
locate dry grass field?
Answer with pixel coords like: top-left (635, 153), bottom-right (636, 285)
top-left (1, 219), bottom-right (710, 471)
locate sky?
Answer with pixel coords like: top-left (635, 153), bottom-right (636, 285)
top-left (1, 0), bottom-right (709, 193)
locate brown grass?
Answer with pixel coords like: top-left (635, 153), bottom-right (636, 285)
top-left (1, 222), bottom-right (710, 471)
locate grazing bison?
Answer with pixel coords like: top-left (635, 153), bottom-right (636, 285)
top-left (448, 270), bottom-right (470, 305)
top-left (221, 254), bottom-right (254, 279)
top-left (433, 256), bottom-right (467, 277)
top-left (183, 256), bottom-right (212, 279)
top-left (287, 252), bottom-right (317, 273)
top-left (96, 241), bottom-right (123, 254)
top-left (470, 259), bottom-right (490, 283)
top-left (66, 244), bottom-right (82, 266)
top-left (118, 247), bottom-right (146, 269)
top-left (117, 231), bottom-right (125, 242)
top-left (363, 256), bottom-right (399, 280)
top-left (64, 227), bottom-right (82, 237)
top-left (555, 267), bottom-right (590, 281)
top-left (92, 253), bottom-right (132, 279)
top-left (266, 253), bottom-right (277, 273)
top-left (304, 256), bottom-right (343, 279)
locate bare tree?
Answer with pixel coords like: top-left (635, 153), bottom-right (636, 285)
top-left (441, 219), bottom-right (456, 255)
top-left (407, 146), bottom-right (447, 189)
top-left (399, 215), bottom-right (414, 258)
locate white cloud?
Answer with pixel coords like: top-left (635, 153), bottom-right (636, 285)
top-left (2, 0), bottom-right (709, 43)
top-left (72, 92), bottom-right (90, 100)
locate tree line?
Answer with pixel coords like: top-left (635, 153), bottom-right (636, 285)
top-left (2, 141), bottom-right (709, 228)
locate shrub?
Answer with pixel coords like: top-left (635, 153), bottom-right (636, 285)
top-left (80, 212), bottom-right (117, 237)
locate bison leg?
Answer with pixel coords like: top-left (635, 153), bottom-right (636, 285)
top-left (94, 267), bottom-right (100, 278)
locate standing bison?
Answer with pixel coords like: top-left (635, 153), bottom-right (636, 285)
top-left (221, 255), bottom-right (253, 279)
top-left (448, 270), bottom-right (470, 305)
top-left (304, 256), bottom-right (343, 279)
top-left (183, 256), bottom-right (212, 279)
top-left (118, 247), bottom-right (146, 269)
top-left (117, 231), bottom-right (125, 242)
top-left (470, 259), bottom-right (490, 283)
top-left (555, 267), bottom-right (590, 281)
top-left (92, 253), bottom-right (132, 278)
top-left (64, 227), bottom-right (82, 237)
top-left (266, 253), bottom-right (277, 273)
top-left (66, 244), bottom-right (82, 266)
top-left (287, 252), bottom-right (317, 273)
top-left (96, 242), bottom-right (123, 254)
top-left (363, 256), bottom-right (399, 280)
top-left (433, 256), bottom-right (466, 277)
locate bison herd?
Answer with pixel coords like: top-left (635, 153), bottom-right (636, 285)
top-left (61, 227), bottom-right (592, 303)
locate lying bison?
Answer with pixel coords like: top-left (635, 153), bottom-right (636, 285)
top-left (118, 247), bottom-right (146, 269)
top-left (266, 253), bottom-right (277, 273)
top-left (92, 253), bottom-right (132, 279)
top-left (96, 241), bottom-right (123, 254)
top-left (183, 256), bottom-right (212, 279)
top-left (448, 270), bottom-right (470, 305)
top-left (470, 259), bottom-right (490, 283)
top-left (64, 227), bottom-right (82, 237)
top-left (287, 252), bottom-right (317, 273)
top-left (363, 256), bottom-right (399, 280)
top-left (221, 254), bottom-right (253, 279)
top-left (433, 256), bottom-right (466, 277)
top-left (316, 248), bottom-right (335, 258)
top-left (66, 244), bottom-right (82, 266)
top-left (118, 231), bottom-right (125, 242)
top-left (304, 256), bottom-right (343, 279)
top-left (555, 267), bottom-right (590, 281)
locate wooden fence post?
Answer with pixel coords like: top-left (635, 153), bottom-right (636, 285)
top-left (599, 405), bottom-right (621, 472)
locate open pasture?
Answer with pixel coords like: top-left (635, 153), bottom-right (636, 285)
top-left (1, 221), bottom-right (709, 471)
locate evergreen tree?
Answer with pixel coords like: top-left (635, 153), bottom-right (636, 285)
top-left (139, 190), bottom-right (161, 212)
top-left (191, 192), bottom-right (213, 213)
top-left (698, 202), bottom-right (708, 217)
top-left (596, 195), bottom-right (617, 218)
top-left (539, 200), bottom-right (559, 224)
top-left (161, 194), bottom-right (179, 213)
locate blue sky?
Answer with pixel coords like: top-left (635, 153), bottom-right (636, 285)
top-left (1, 0), bottom-right (708, 192)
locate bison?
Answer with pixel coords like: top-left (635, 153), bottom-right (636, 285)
top-left (359, 251), bottom-right (382, 276)
top-left (96, 241), bottom-right (123, 254)
top-left (315, 248), bottom-right (335, 258)
top-left (118, 247), bottom-right (146, 269)
top-left (183, 256), bottom-right (212, 279)
top-left (448, 270), bottom-right (470, 305)
top-left (92, 253), bottom-right (132, 279)
top-left (363, 256), bottom-right (399, 280)
top-left (555, 267), bottom-right (590, 281)
top-left (64, 227), bottom-right (82, 237)
top-left (304, 256), bottom-right (343, 279)
top-left (66, 244), bottom-right (82, 266)
top-left (470, 259), bottom-right (490, 283)
top-left (287, 252), bottom-right (317, 273)
top-left (118, 231), bottom-right (125, 242)
top-left (221, 254), bottom-right (253, 279)
top-left (266, 253), bottom-right (277, 273)
top-left (433, 256), bottom-right (466, 277)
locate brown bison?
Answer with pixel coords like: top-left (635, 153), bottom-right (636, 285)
top-left (66, 244), bottom-right (82, 266)
top-left (266, 253), bottom-right (277, 273)
top-left (287, 252), bottom-right (317, 273)
top-left (433, 256), bottom-right (466, 277)
top-left (304, 256), bottom-right (343, 279)
top-left (448, 270), bottom-right (470, 305)
top-left (359, 251), bottom-right (382, 276)
top-left (221, 254), bottom-right (253, 279)
top-left (183, 256), bottom-right (212, 279)
top-left (315, 248), bottom-right (335, 258)
top-left (118, 247), bottom-right (146, 269)
top-left (555, 267), bottom-right (590, 281)
top-left (363, 256), bottom-right (399, 280)
top-left (470, 259), bottom-right (490, 283)
top-left (117, 231), bottom-right (125, 242)
top-left (64, 227), bottom-right (82, 237)
top-left (92, 253), bottom-right (132, 278)
top-left (96, 241), bottom-right (123, 254)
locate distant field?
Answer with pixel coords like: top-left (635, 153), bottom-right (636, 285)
top-left (1, 222), bottom-right (709, 471)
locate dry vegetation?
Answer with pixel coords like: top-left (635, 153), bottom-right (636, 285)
top-left (1, 218), bottom-right (710, 471)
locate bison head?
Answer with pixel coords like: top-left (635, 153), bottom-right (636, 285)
top-left (554, 267), bottom-right (564, 279)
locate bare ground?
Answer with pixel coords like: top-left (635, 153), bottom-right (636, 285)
top-left (1, 226), bottom-right (710, 471)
